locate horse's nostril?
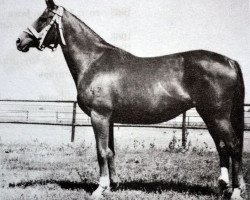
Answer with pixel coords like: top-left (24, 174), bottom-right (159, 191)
top-left (16, 38), bottom-right (21, 45)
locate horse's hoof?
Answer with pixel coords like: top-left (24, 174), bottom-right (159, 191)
top-left (91, 186), bottom-right (110, 200)
top-left (218, 178), bottom-right (230, 198)
top-left (218, 178), bottom-right (229, 190)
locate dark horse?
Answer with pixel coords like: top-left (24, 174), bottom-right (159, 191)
top-left (16, 1), bottom-right (246, 199)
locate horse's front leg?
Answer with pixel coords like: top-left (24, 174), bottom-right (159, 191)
top-left (91, 110), bottom-right (113, 198)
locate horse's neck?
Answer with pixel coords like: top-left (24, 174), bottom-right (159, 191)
top-left (61, 10), bottom-right (110, 86)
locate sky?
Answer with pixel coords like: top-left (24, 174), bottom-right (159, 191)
top-left (0, 0), bottom-right (249, 102)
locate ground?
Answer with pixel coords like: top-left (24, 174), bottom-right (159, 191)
top-left (1, 128), bottom-right (250, 200)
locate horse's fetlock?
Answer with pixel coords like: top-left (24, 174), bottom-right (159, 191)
top-left (99, 176), bottom-right (110, 187)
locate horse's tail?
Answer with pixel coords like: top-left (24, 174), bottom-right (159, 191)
top-left (230, 60), bottom-right (245, 152)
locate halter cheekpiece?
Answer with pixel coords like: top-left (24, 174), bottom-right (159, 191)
top-left (24, 6), bottom-right (66, 51)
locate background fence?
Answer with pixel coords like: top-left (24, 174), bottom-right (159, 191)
top-left (0, 100), bottom-right (249, 145)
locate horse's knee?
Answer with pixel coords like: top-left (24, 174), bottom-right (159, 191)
top-left (99, 148), bottom-right (114, 159)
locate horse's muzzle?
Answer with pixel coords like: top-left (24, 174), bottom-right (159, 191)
top-left (16, 39), bottom-right (27, 52)
top-left (16, 32), bottom-right (34, 52)
top-left (16, 38), bottom-right (22, 50)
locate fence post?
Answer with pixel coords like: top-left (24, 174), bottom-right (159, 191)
top-left (182, 111), bottom-right (187, 148)
top-left (71, 102), bottom-right (77, 142)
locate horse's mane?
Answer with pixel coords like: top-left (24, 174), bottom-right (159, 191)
top-left (66, 8), bottom-right (117, 50)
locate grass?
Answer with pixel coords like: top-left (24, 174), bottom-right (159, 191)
top-left (0, 136), bottom-right (249, 200)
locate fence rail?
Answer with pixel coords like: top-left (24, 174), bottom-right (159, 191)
top-left (0, 100), bottom-right (249, 144)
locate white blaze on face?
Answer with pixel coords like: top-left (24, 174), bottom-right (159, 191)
top-left (219, 167), bottom-right (229, 184)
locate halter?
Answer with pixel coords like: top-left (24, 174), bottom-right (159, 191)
top-left (24, 6), bottom-right (66, 51)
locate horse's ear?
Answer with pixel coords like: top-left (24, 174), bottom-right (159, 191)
top-left (46, 0), bottom-right (56, 9)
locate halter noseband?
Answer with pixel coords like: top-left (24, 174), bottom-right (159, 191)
top-left (24, 6), bottom-right (66, 51)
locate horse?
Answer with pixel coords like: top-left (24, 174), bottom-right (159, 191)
top-left (16, 0), bottom-right (246, 199)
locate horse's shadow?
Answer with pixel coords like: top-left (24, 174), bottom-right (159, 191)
top-left (9, 179), bottom-right (217, 196)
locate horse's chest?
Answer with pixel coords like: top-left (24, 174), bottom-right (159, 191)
top-left (77, 75), bottom-right (116, 113)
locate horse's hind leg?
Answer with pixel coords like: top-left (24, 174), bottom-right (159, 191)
top-left (198, 109), bottom-right (230, 194)
top-left (197, 107), bottom-right (246, 200)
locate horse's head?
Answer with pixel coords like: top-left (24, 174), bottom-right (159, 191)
top-left (16, 0), bottom-right (66, 52)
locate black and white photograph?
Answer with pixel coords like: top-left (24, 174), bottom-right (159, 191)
top-left (0, 0), bottom-right (249, 199)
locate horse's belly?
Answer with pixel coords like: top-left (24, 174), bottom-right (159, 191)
top-left (113, 78), bottom-right (192, 124)
top-left (113, 99), bottom-right (191, 124)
